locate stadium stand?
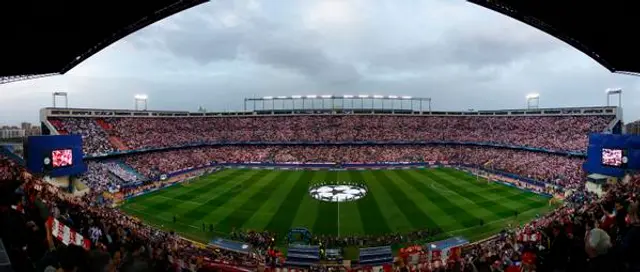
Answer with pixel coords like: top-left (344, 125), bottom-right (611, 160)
top-left (110, 145), bottom-right (584, 188)
top-left (0, 106), bottom-right (621, 271)
top-left (0, 154), bottom-right (21, 183)
top-left (49, 113), bottom-right (615, 154)
top-left (2, 0), bottom-right (639, 270)
top-left (4, 115), bottom-right (640, 271)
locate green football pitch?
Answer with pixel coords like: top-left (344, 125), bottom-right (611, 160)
top-left (119, 167), bottom-right (554, 245)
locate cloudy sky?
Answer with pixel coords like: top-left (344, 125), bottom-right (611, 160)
top-left (1, 0), bottom-right (638, 125)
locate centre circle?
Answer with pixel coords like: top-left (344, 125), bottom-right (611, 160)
top-left (309, 182), bottom-right (368, 203)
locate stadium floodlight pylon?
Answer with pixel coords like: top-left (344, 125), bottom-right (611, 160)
top-left (52, 92), bottom-right (68, 108)
top-left (244, 95), bottom-right (432, 113)
top-left (606, 88), bottom-right (622, 108)
top-left (526, 93), bottom-right (540, 109)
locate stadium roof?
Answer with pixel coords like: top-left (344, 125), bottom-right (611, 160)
top-left (0, 0), bottom-right (208, 84)
top-left (468, 0), bottom-right (640, 75)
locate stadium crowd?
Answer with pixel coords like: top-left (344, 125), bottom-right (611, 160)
top-left (0, 153), bottom-right (21, 182)
top-left (311, 228), bottom-right (443, 249)
top-left (4, 112), bottom-right (635, 272)
top-left (49, 114), bottom-right (613, 154)
top-left (48, 118), bottom-right (114, 156)
top-left (121, 145), bottom-right (584, 188)
top-left (0, 158), bottom-right (262, 272)
top-left (2, 146), bottom-right (640, 271)
top-left (453, 175), bottom-right (640, 272)
top-left (81, 162), bottom-right (143, 194)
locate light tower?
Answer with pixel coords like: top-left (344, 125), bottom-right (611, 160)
top-left (52, 91), bottom-right (68, 108)
top-left (134, 94), bottom-right (148, 111)
top-left (526, 93), bottom-right (539, 109)
top-left (606, 88), bottom-right (622, 108)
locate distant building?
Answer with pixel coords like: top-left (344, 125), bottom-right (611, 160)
top-left (626, 120), bottom-right (640, 135)
top-left (20, 122), bottom-right (31, 130)
top-left (26, 125), bottom-right (41, 136)
top-left (0, 128), bottom-right (25, 139)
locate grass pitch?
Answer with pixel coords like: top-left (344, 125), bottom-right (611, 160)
top-left (120, 168), bottom-right (553, 245)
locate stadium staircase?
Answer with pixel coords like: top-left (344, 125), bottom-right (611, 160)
top-left (96, 119), bottom-right (128, 151)
top-left (116, 161), bottom-right (146, 180)
top-left (47, 119), bottom-right (66, 135)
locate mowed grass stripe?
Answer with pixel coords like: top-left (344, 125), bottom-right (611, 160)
top-left (372, 170), bottom-right (440, 230)
top-left (200, 170), bottom-right (285, 224)
top-left (357, 171), bottom-right (407, 233)
top-left (439, 168), bottom-right (524, 196)
top-left (440, 168), bottom-right (547, 205)
top-left (291, 171), bottom-right (322, 231)
top-left (127, 169), bottom-right (240, 203)
top-left (159, 170), bottom-right (237, 198)
top-left (139, 169), bottom-right (248, 213)
top-left (174, 170), bottom-right (250, 202)
top-left (265, 171), bottom-right (317, 236)
top-left (393, 169), bottom-right (482, 229)
top-left (437, 169), bottom-right (549, 211)
top-left (409, 171), bottom-right (500, 220)
top-left (120, 168), bottom-right (555, 245)
top-left (382, 170), bottom-right (461, 230)
top-left (213, 171), bottom-right (292, 234)
top-left (179, 170), bottom-right (270, 221)
top-left (134, 171), bottom-right (251, 217)
top-left (420, 170), bottom-right (517, 219)
top-left (336, 171), bottom-right (364, 235)
top-left (243, 171), bottom-right (304, 232)
top-left (313, 171), bottom-right (339, 235)
top-left (438, 168), bottom-right (528, 198)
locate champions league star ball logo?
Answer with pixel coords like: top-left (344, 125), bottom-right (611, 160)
top-left (308, 181), bottom-right (368, 203)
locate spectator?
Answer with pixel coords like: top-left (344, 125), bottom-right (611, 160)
top-left (50, 114), bottom-right (614, 154)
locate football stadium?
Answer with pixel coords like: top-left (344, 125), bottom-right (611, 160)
top-left (2, 1), bottom-right (640, 272)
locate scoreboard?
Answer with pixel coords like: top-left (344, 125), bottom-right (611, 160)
top-left (584, 133), bottom-right (640, 177)
top-left (24, 135), bottom-right (87, 177)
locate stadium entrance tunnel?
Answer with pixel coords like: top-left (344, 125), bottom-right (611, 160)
top-left (308, 182), bottom-right (367, 203)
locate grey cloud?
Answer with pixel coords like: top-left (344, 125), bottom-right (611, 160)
top-left (130, 6), bottom-right (361, 84)
top-left (248, 42), bottom-right (361, 84)
top-left (4, 0), bottom-right (640, 125)
top-left (368, 25), bottom-right (560, 72)
top-left (160, 28), bottom-right (244, 65)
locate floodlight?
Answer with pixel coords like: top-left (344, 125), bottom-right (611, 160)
top-left (263, 96), bottom-right (273, 99)
top-left (321, 95), bottom-right (332, 98)
top-left (292, 95), bottom-right (303, 99)
top-left (373, 95), bottom-right (383, 98)
top-left (388, 95), bottom-right (398, 99)
top-left (606, 88), bottom-right (622, 94)
top-left (307, 95), bottom-right (317, 98)
top-left (343, 95), bottom-right (354, 98)
top-left (358, 95), bottom-right (369, 98)
top-left (134, 94), bottom-right (148, 100)
top-left (401, 96), bottom-right (412, 99)
top-left (525, 93), bottom-right (539, 99)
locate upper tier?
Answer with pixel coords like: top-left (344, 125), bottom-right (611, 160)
top-left (43, 106), bottom-right (618, 157)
